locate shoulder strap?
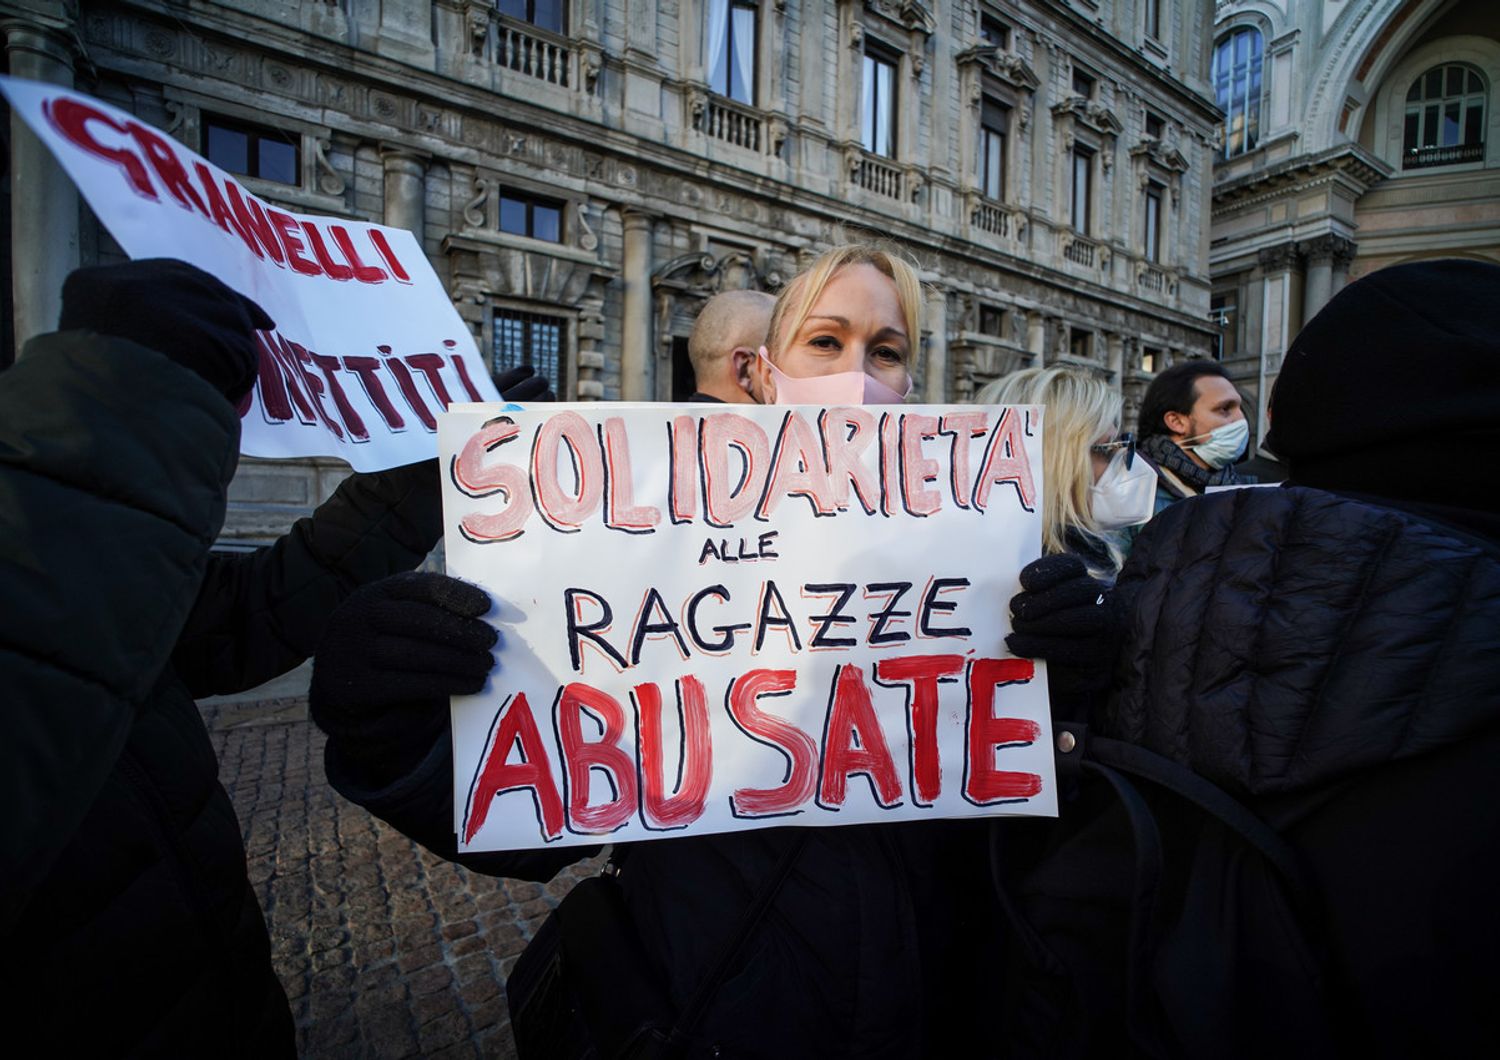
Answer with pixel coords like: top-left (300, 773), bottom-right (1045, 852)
top-left (666, 832), bottom-right (809, 1049)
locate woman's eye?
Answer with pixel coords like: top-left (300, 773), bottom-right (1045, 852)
top-left (810, 335), bottom-right (841, 351)
top-left (873, 346), bottom-right (905, 364)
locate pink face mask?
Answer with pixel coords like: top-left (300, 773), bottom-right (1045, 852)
top-left (759, 348), bottom-right (911, 405)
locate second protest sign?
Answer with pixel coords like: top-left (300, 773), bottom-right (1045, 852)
top-left (440, 401), bottom-right (1055, 851)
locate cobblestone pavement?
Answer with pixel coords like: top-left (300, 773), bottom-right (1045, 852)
top-left (204, 697), bottom-right (603, 1059)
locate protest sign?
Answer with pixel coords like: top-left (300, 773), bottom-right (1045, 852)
top-left (439, 402), bottom-right (1055, 851)
top-left (0, 76), bottom-right (499, 472)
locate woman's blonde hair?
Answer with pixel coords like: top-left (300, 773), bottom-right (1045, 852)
top-left (767, 243), bottom-right (923, 360)
top-left (975, 365), bottom-right (1123, 571)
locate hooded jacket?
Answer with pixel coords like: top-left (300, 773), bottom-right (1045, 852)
top-left (1100, 485), bottom-right (1500, 1056)
top-left (0, 331), bottom-right (444, 1055)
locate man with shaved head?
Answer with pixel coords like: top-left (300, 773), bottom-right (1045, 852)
top-left (687, 288), bottom-right (774, 403)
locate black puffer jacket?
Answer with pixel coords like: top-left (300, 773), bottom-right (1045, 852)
top-left (0, 332), bottom-right (444, 1055)
top-left (328, 731), bottom-right (993, 1058)
top-left (1100, 486), bottom-right (1500, 1055)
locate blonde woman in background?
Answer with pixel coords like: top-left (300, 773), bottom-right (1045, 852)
top-left (980, 365), bottom-right (1155, 722)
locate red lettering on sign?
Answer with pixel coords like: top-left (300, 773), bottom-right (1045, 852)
top-left (532, 411), bottom-right (605, 532)
top-left (725, 669), bottom-right (817, 818)
top-left (818, 663), bottom-right (903, 808)
top-left (452, 418), bottom-right (534, 542)
top-left (603, 416), bottom-right (662, 533)
top-left (973, 408), bottom-right (1038, 513)
top-left (268, 209), bottom-right (320, 276)
top-left (964, 657), bottom-right (1043, 804)
top-left (463, 692), bottom-right (564, 844)
top-left (556, 683), bottom-right (639, 834)
top-left (42, 97), bottom-right (156, 199)
top-left (874, 654), bottom-right (965, 806)
top-left (124, 121), bottom-right (210, 220)
top-left (633, 676), bottom-right (713, 830)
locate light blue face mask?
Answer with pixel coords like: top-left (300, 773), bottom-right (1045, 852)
top-left (1186, 418), bottom-right (1249, 469)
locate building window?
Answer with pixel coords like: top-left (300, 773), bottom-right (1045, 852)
top-left (1141, 346), bottom-right (1164, 374)
top-left (1403, 63), bottom-right (1487, 169)
top-left (1144, 0), bottom-right (1162, 42)
top-left (499, 190), bottom-right (563, 242)
top-left (980, 15), bottom-right (1010, 49)
top-left (498, 0), bottom-right (565, 34)
top-left (204, 116), bottom-right (298, 185)
top-left (1145, 111), bottom-right (1166, 139)
top-left (980, 98), bottom-right (1008, 201)
top-left (706, 0), bottom-right (757, 105)
top-left (978, 304), bottom-right (1006, 338)
top-left (1071, 146), bottom-right (1093, 233)
top-left (1211, 293), bottom-right (1238, 361)
top-left (1213, 28), bottom-right (1264, 158)
top-left (1072, 67), bottom-right (1096, 100)
top-left (861, 42), bottom-right (899, 158)
top-left (1143, 182), bottom-right (1163, 263)
top-left (1069, 328), bottom-right (1094, 360)
top-left (493, 308), bottom-right (567, 396)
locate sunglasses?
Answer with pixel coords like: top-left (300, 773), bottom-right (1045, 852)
top-left (1089, 432), bottom-right (1137, 469)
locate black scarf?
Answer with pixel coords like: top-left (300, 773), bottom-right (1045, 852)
top-left (1138, 433), bottom-right (1247, 494)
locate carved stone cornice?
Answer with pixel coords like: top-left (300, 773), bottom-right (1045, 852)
top-left (1257, 242), bottom-right (1300, 272)
top-left (955, 46), bottom-right (1040, 96)
top-left (1050, 96), bottom-right (1123, 139)
top-left (1129, 137), bottom-right (1189, 173)
top-left (1300, 233), bottom-right (1357, 266)
top-left (865, 0), bottom-right (935, 38)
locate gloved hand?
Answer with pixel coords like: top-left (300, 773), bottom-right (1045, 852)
top-left (59, 258), bottom-right (274, 403)
top-left (1007, 554), bottom-right (1120, 715)
top-left (494, 364), bottom-right (556, 402)
top-left (311, 571), bottom-right (497, 789)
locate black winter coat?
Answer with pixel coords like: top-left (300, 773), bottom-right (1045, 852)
top-left (328, 731), bottom-right (995, 1058)
top-left (1002, 486), bottom-right (1500, 1058)
top-left (0, 332), bottom-right (444, 1056)
top-left (1104, 485), bottom-right (1500, 1056)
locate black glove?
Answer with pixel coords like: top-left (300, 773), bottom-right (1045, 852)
top-left (494, 364), bottom-right (556, 402)
top-left (1007, 554), bottom-right (1120, 714)
top-left (311, 572), bottom-right (497, 789)
top-left (59, 258), bottom-right (274, 403)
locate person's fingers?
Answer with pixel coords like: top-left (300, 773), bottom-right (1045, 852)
top-left (492, 365), bottom-right (536, 392)
top-left (371, 635), bottom-right (496, 686)
top-left (1011, 601), bottom-right (1112, 636)
top-left (378, 571), bottom-right (493, 618)
top-left (1010, 577), bottom-right (1107, 622)
top-left (1017, 554), bottom-right (1088, 593)
top-left (1006, 631), bottom-right (1114, 668)
top-left (503, 376), bottom-right (550, 402)
top-left (368, 598), bottom-right (498, 652)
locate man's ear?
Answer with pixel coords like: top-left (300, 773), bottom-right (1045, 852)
top-left (730, 346), bottom-right (755, 397)
top-left (1163, 409), bottom-right (1191, 438)
top-left (748, 345), bottom-right (774, 404)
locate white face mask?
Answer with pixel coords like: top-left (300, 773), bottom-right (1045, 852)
top-left (1184, 418), bottom-right (1249, 469)
top-left (1090, 447), bottom-right (1157, 530)
top-left (759, 348), bottom-right (911, 405)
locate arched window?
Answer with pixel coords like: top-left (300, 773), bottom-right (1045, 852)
top-left (1212, 28), bottom-right (1263, 158)
top-left (1404, 63), bottom-right (1487, 169)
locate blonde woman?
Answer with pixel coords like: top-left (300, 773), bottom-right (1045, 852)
top-left (751, 242), bottom-right (919, 405)
top-left (976, 365), bottom-right (1155, 577)
top-left (309, 241), bottom-right (988, 1058)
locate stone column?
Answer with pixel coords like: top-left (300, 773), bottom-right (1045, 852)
top-left (923, 287), bottom-right (948, 402)
top-left (1329, 236), bottom-right (1357, 300)
top-left (5, 19), bottom-right (78, 358)
top-left (1256, 242), bottom-right (1300, 445)
top-left (1300, 235), bottom-right (1338, 322)
top-left (380, 146), bottom-right (429, 239)
top-left (1026, 310), bottom-right (1046, 359)
top-left (621, 209), bottom-right (655, 401)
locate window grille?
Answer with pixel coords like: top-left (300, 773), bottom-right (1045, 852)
top-left (1403, 64), bottom-right (1487, 169)
top-left (1213, 28), bottom-right (1263, 158)
top-left (492, 308), bottom-right (567, 397)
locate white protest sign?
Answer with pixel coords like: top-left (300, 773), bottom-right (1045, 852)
top-left (439, 402), bottom-right (1056, 852)
top-left (0, 76), bottom-right (500, 472)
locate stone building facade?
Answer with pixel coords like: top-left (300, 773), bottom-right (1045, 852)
top-left (1210, 0), bottom-right (1500, 456)
top-left (2, 0), bottom-right (1220, 541)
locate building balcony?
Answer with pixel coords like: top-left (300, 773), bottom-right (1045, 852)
top-left (1061, 232), bottom-right (1106, 271)
top-left (965, 192), bottom-right (1026, 245)
top-left (691, 93), bottom-right (785, 158)
top-left (1136, 265), bottom-right (1178, 298)
top-left (848, 148), bottom-right (908, 202)
top-left (1402, 142), bottom-right (1485, 170)
top-left (494, 17), bottom-right (580, 90)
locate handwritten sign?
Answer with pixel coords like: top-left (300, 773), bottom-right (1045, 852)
top-left (0, 76), bottom-right (499, 472)
top-left (439, 402), bottom-right (1056, 851)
